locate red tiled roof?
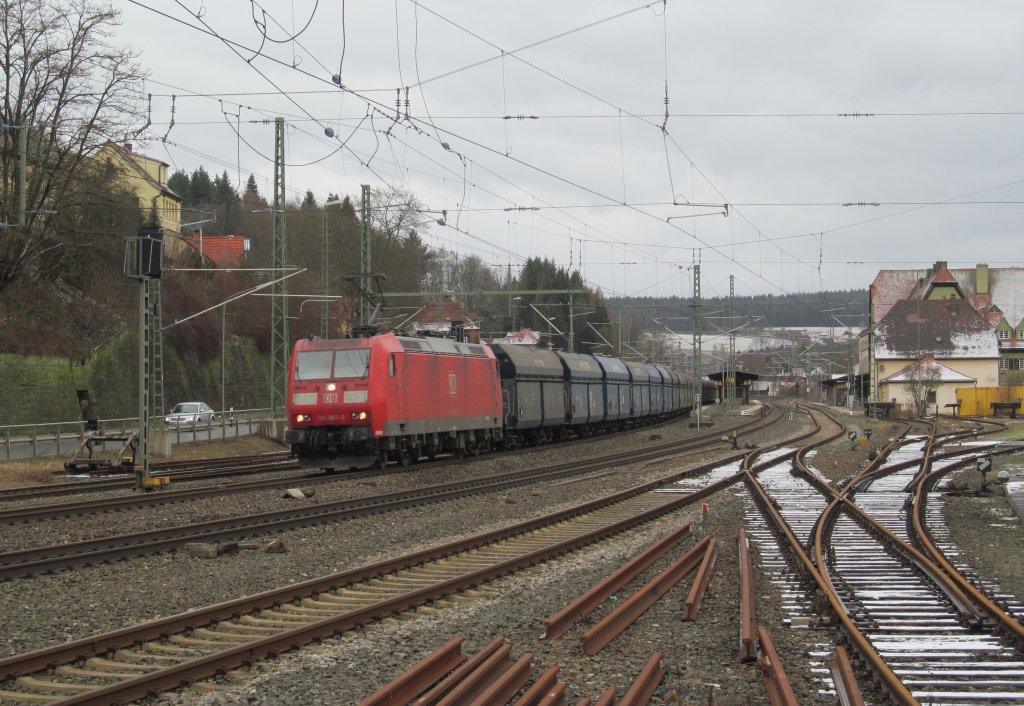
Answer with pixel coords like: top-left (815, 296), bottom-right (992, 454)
top-left (183, 234), bottom-right (246, 268)
top-left (415, 298), bottom-right (478, 324)
top-left (930, 265), bottom-right (958, 284)
top-left (872, 264), bottom-right (1024, 328)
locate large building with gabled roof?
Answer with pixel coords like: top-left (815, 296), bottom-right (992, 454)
top-left (98, 141), bottom-right (181, 244)
top-left (864, 261), bottom-right (1007, 413)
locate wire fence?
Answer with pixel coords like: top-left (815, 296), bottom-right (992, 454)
top-left (0, 408), bottom-right (274, 462)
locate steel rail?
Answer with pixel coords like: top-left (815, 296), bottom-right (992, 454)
top-left (745, 408), bottom-right (1017, 706)
top-left (681, 537), bottom-right (718, 621)
top-left (579, 537), bottom-right (710, 655)
top-left (543, 523), bottom-right (693, 640)
top-left (0, 468), bottom-right (740, 704)
top-left (0, 462), bottom-right (315, 524)
top-left (0, 450), bottom-right (759, 686)
top-left (410, 637), bottom-right (508, 706)
top-left (742, 408), bottom-right (923, 704)
top-left (755, 626), bottom-right (799, 706)
top-left (801, 422), bottom-right (999, 625)
top-left (462, 650), bottom-right (534, 705)
top-left (0, 453), bottom-right (296, 502)
top-left (0, 411), bottom-right (730, 505)
top-left (0, 409), bottom-right (777, 525)
top-left (429, 642), bottom-right (523, 706)
top-left (805, 424), bottom-right (950, 705)
top-left (738, 528), bottom-right (757, 662)
top-left (357, 635), bottom-right (468, 706)
top-left (828, 646), bottom-right (866, 706)
top-left (0, 404), bottom-right (798, 704)
top-left (909, 453), bottom-right (1024, 644)
top-left (511, 664), bottom-right (563, 706)
top-left (0, 443), bottom-right (752, 580)
top-left (618, 652), bottom-right (665, 705)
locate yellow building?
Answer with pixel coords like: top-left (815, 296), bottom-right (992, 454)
top-left (98, 141), bottom-right (181, 243)
top-left (863, 261), bottom-right (1001, 415)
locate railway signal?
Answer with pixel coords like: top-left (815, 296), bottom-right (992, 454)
top-left (977, 455), bottom-right (994, 493)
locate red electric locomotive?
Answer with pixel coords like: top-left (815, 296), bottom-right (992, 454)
top-left (286, 333), bottom-right (503, 470)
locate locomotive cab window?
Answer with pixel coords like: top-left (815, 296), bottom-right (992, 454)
top-left (389, 354), bottom-right (396, 377)
top-left (295, 351), bottom-right (333, 380)
top-left (333, 349), bottom-right (371, 378)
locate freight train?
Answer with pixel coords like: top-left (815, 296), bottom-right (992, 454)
top-left (285, 332), bottom-right (717, 471)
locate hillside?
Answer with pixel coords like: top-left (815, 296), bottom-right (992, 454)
top-left (611, 289), bottom-right (869, 332)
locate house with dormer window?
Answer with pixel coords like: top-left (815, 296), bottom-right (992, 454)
top-left (863, 261), bottom-right (1003, 413)
top-left (866, 262), bottom-right (1024, 393)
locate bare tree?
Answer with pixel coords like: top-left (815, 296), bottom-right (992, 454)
top-left (369, 185), bottom-right (427, 251)
top-left (906, 361), bottom-right (942, 417)
top-left (0, 0), bottom-right (146, 292)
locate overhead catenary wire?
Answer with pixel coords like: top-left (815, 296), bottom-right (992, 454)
top-left (123, 1), bottom-right (1023, 298)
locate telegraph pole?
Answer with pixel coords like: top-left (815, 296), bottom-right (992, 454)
top-left (727, 274), bottom-right (736, 405)
top-left (150, 279), bottom-right (165, 421)
top-left (360, 184), bottom-right (372, 327)
top-left (130, 228), bottom-right (162, 489)
top-left (691, 263), bottom-right (703, 428)
top-left (270, 117), bottom-right (288, 417)
top-left (568, 291), bottom-right (575, 353)
top-left (868, 285), bottom-right (876, 418)
top-left (321, 207), bottom-right (330, 339)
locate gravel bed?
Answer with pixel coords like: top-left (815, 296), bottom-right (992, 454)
top-left (0, 466), bottom-right (316, 517)
top-left (0, 410), bottom-right (772, 659)
top-left (11, 405), bottom-right (981, 705)
top-left (942, 461), bottom-right (1024, 608)
top-left (149, 474), bottom-right (839, 705)
top-left (0, 416), bottom-right (754, 553)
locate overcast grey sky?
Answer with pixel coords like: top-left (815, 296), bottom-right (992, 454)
top-left (113, 1), bottom-right (1024, 300)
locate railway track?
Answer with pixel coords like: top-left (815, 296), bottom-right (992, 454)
top-left (0, 453), bottom-right (297, 503)
top-left (0, 412), bottom-right (760, 523)
top-left (0, 451), bottom-right (759, 703)
top-left (827, 498), bottom-right (1024, 704)
top-left (14, 403), bottom-right (1015, 704)
top-left (0, 402), bottom-right (823, 704)
top-left (0, 410), bottom-right (783, 580)
top-left (925, 466), bottom-right (1024, 622)
top-left (744, 408), bottom-right (1024, 705)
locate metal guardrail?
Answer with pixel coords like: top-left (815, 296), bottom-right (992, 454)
top-left (0, 409), bottom-right (273, 462)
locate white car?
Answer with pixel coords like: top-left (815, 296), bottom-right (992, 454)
top-left (165, 401), bottom-right (216, 424)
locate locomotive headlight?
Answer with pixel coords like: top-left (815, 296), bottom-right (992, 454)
top-left (295, 414), bottom-right (311, 423)
top-left (351, 411), bottom-right (368, 421)
top-left (326, 383), bottom-right (337, 391)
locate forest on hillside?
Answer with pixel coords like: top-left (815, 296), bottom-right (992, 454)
top-left (611, 290), bottom-right (869, 333)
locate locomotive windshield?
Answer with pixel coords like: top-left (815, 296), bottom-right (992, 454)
top-left (334, 349), bottom-right (370, 378)
top-left (295, 351), bottom-right (333, 380)
top-left (295, 349), bottom-right (370, 380)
